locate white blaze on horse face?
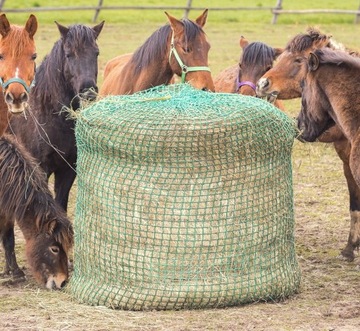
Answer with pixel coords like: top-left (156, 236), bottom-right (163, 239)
top-left (15, 67), bottom-right (19, 78)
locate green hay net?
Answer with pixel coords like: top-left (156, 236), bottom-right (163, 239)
top-left (68, 84), bottom-right (301, 310)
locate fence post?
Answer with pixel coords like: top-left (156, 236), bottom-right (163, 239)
top-left (355, 1), bottom-right (360, 23)
top-left (272, 0), bottom-right (283, 24)
top-left (0, 0), bottom-right (6, 12)
top-left (93, 0), bottom-right (103, 23)
top-left (184, 0), bottom-right (193, 18)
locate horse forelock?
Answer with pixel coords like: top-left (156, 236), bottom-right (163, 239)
top-left (241, 42), bottom-right (275, 67)
top-left (64, 24), bottom-right (98, 53)
top-left (286, 28), bottom-right (331, 53)
top-left (0, 25), bottom-right (35, 57)
top-left (35, 204), bottom-right (74, 252)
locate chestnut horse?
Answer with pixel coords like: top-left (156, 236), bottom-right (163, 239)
top-left (214, 36), bottom-right (283, 95)
top-left (100, 9), bottom-right (214, 95)
top-left (8, 21), bottom-right (104, 212)
top-left (0, 134), bottom-right (73, 289)
top-left (0, 14), bottom-right (37, 136)
top-left (256, 28), bottom-right (360, 261)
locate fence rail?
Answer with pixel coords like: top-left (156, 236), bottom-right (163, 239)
top-left (1, 0), bottom-right (360, 24)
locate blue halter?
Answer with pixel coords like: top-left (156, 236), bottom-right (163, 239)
top-left (0, 76), bottom-right (34, 93)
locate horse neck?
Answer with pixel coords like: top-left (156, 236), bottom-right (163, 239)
top-left (33, 51), bottom-right (77, 110)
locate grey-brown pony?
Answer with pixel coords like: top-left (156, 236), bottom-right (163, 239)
top-left (0, 135), bottom-right (73, 289)
top-left (256, 28), bottom-right (360, 261)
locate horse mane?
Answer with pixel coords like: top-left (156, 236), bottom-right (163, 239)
top-left (0, 135), bottom-right (73, 251)
top-left (241, 42), bottom-right (275, 67)
top-left (0, 25), bottom-right (34, 58)
top-left (285, 27), bottom-right (331, 53)
top-left (33, 24), bottom-right (99, 107)
top-left (313, 48), bottom-right (360, 68)
top-left (131, 19), bottom-right (204, 76)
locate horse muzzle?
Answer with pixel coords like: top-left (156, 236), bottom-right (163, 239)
top-left (79, 86), bottom-right (98, 101)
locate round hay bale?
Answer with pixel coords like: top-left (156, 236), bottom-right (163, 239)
top-left (68, 84), bottom-right (301, 310)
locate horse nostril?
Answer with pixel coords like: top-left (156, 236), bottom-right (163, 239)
top-left (5, 92), bottom-right (14, 104)
top-left (20, 92), bottom-right (29, 103)
top-left (60, 280), bottom-right (68, 288)
top-left (202, 87), bottom-right (208, 91)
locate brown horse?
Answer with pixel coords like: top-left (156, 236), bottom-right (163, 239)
top-left (298, 48), bottom-right (360, 192)
top-left (214, 36), bottom-right (283, 95)
top-left (0, 14), bottom-right (37, 136)
top-left (298, 49), bottom-right (360, 146)
top-left (100, 9), bottom-right (214, 95)
top-left (256, 28), bottom-right (360, 261)
top-left (0, 134), bottom-right (73, 289)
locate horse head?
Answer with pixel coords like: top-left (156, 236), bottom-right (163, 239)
top-left (237, 36), bottom-right (283, 96)
top-left (297, 51), bottom-right (335, 142)
top-left (166, 9), bottom-right (215, 92)
top-left (25, 212), bottom-right (74, 290)
top-left (256, 28), bottom-right (332, 100)
top-left (0, 14), bottom-right (37, 114)
top-left (56, 20), bottom-right (104, 104)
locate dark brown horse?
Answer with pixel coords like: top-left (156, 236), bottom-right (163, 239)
top-left (256, 28), bottom-right (360, 261)
top-left (100, 9), bottom-right (214, 95)
top-left (0, 134), bottom-right (73, 289)
top-left (8, 21), bottom-right (104, 212)
top-left (215, 36), bottom-right (283, 95)
top-left (0, 14), bottom-right (37, 136)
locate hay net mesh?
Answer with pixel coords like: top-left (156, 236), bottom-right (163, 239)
top-left (68, 84), bottom-right (301, 310)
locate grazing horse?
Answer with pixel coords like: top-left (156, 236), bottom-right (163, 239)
top-left (214, 36), bottom-right (283, 95)
top-left (0, 134), bottom-right (73, 289)
top-left (256, 28), bottom-right (360, 261)
top-left (8, 21), bottom-right (104, 212)
top-left (0, 14), bottom-right (37, 136)
top-left (100, 9), bottom-right (214, 95)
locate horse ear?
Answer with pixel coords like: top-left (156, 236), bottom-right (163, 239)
top-left (308, 52), bottom-right (320, 71)
top-left (93, 21), bottom-right (105, 39)
top-left (45, 219), bottom-right (58, 236)
top-left (195, 9), bottom-right (208, 27)
top-left (274, 47), bottom-right (284, 59)
top-left (25, 14), bottom-right (38, 39)
top-left (0, 13), bottom-right (11, 38)
top-left (55, 21), bottom-right (69, 39)
top-left (165, 12), bottom-right (184, 36)
top-left (240, 36), bottom-right (249, 50)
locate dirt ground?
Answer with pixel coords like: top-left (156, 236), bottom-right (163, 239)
top-left (1, 125), bottom-right (360, 330)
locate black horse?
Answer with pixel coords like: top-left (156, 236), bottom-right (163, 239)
top-left (8, 21), bottom-right (104, 211)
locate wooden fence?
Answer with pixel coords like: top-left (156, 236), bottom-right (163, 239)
top-left (1, 0), bottom-right (360, 24)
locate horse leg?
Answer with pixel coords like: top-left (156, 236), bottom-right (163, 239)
top-left (0, 218), bottom-right (25, 279)
top-left (334, 139), bottom-right (360, 261)
top-left (54, 168), bottom-right (76, 212)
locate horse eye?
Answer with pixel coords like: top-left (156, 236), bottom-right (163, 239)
top-left (32, 53), bottom-right (37, 61)
top-left (50, 246), bottom-right (60, 254)
top-left (295, 58), bottom-right (302, 64)
top-left (0, 54), bottom-right (3, 61)
top-left (182, 47), bottom-right (191, 53)
top-left (65, 53), bottom-right (72, 59)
